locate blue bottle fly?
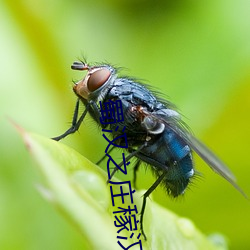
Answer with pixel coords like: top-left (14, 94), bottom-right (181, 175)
top-left (52, 60), bottom-right (246, 239)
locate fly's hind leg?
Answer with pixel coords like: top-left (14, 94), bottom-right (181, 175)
top-left (140, 171), bottom-right (167, 240)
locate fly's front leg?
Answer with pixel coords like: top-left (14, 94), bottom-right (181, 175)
top-left (52, 100), bottom-right (103, 141)
top-left (52, 99), bottom-right (89, 141)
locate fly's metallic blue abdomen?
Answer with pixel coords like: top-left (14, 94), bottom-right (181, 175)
top-left (137, 128), bottom-right (193, 197)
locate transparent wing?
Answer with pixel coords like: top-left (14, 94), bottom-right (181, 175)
top-left (170, 122), bottom-right (247, 198)
top-left (148, 110), bottom-right (247, 198)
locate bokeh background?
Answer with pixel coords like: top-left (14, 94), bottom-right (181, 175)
top-left (1, 0), bottom-right (250, 249)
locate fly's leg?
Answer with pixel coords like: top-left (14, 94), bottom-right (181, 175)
top-left (52, 99), bottom-right (89, 141)
top-left (107, 143), bottom-right (147, 183)
top-left (133, 160), bottom-right (141, 188)
top-left (140, 171), bottom-right (167, 240)
top-left (52, 100), bottom-right (103, 141)
top-left (96, 146), bottom-right (115, 165)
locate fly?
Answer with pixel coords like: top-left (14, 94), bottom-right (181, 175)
top-left (52, 60), bottom-right (246, 239)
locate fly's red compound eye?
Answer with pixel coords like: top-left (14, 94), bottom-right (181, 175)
top-left (87, 68), bottom-right (111, 92)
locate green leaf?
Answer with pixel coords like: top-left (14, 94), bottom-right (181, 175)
top-left (18, 126), bottom-right (227, 250)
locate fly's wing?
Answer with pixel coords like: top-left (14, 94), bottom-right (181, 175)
top-left (150, 110), bottom-right (247, 198)
top-left (181, 131), bottom-right (248, 197)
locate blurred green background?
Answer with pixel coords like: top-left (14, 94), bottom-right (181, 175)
top-left (1, 0), bottom-right (250, 249)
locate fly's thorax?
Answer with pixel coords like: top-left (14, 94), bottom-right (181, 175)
top-left (73, 64), bottom-right (117, 102)
top-left (140, 108), bottom-right (181, 135)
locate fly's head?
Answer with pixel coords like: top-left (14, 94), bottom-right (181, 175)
top-left (72, 61), bottom-right (116, 101)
